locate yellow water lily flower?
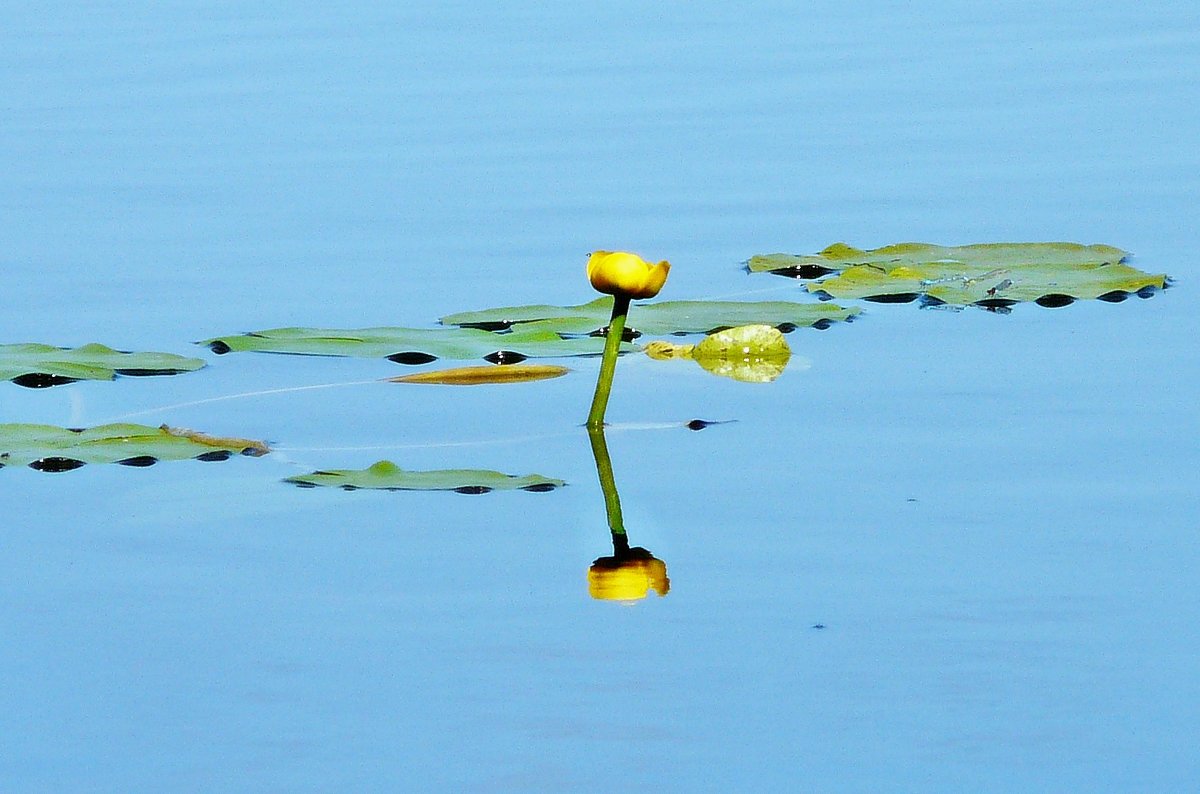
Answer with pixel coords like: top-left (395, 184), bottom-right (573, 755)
top-left (586, 251), bottom-right (671, 299)
top-left (587, 555), bottom-right (670, 602)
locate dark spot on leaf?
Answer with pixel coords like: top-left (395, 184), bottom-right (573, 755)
top-left (208, 340), bottom-right (232, 354)
top-left (687, 419), bottom-right (713, 431)
top-left (387, 352), bottom-right (438, 365)
top-left (114, 368), bottom-right (189, 377)
top-left (812, 290), bottom-right (835, 301)
top-left (1096, 290), bottom-right (1129, 303)
top-left (1137, 285), bottom-right (1158, 299)
top-left (1035, 293), bottom-right (1075, 308)
top-left (457, 321), bottom-right (512, 332)
top-left (811, 319), bottom-right (832, 331)
top-left (781, 264), bottom-right (834, 280)
top-left (521, 482), bottom-right (559, 492)
top-left (812, 623), bottom-right (826, 630)
top-left (292, 481), bottom-right (317, 488)
top-left (975, 298), bottom-right (1017, 309)
top-left (758, 263), bottom-right (834, 280)
top-left (484, 350), bottom-right (528, 365)
top-left (12, 373), bottom-right (79, 389)
top-left (864, 292), bottom-right (919, 304)
top-left (29, 457), bottom-right (86, 472)
top-left (590, 326), bottom-right (641, 341)
top-left (775, 322), bottom-right (798, 333)
top-left (195, 450), bottom-right (232, 462)
top-left (341, 484), bottom-right (358, 491)
top-left (116, 456), bottom-right (158, 467)
top-left (240, 446), bottom-right (268, 457)
top-left (454, 485), bottom-right (493, 495)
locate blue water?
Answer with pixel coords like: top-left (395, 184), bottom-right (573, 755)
top-left (3, 2), bottom-right (1198, 790)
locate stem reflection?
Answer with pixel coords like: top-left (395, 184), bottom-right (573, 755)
top-left (586, 423), bottom-right (669, 602)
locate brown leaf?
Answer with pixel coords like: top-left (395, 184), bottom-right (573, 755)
top-left (386, 364), bottom-right (569, 386)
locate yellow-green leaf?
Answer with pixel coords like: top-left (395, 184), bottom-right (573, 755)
top-left (645, 324), bottom-right (800, 383)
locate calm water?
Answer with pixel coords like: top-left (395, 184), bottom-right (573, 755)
top-left (3, 2), bottom-right (1199, 791)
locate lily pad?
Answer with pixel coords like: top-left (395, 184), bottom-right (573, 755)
top-left (285, 460), bottom-right (565, 494)
top-left (748, 242), bottom-right (1127, 275)
top-left (0, 423), bottom-right (270, 472)
top-left (747, 242), bottom-right (1168, 307)
top-left (441, 297), bottom-right (858, 335)
top-left (198, 325), bottom-right (632, 363)
top-left (1, 343), bottom-right (206, 388)
top-left (816, 261), bottom-right (1167, 306)
top-left (645, 324), bottom-right (801, 383)
top-left (387, 363), bottom-right (569, 385)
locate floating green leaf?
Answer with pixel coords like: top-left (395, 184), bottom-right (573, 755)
top-left (0, 423), bottom-right (270, 472)
top-left (441, 297), bottom-right (858, 335)
top-left (645, 324), bottom-right (803, 383)
top-left (198, 325), bottom-right (632, 363)
top-left (747, 242), bottom-right (1168, 307)
top-left (748, 242), bottom-right (1127, 275)
top-left (387, 363), bottom-right (569, 385)
top-left (1, 343), bottom-right (206, 388)
top-left (285, 460), bottom-right (565, 494)
top-left (812, 260), bottom-right (1166, 306)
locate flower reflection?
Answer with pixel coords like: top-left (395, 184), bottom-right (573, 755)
top-left (586, 424), bottom-right (669, 603)
top-left (588, 548), bottom-right (670, 602)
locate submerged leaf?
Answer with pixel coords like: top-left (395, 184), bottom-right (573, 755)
top-left (285, 460), bottom-right (565, 493)
top-left (748, 242), bottom-right (1168, 307)
top-left (0, 423), bottom-right (269, 470)
top-left (198, 325), bottom-right (632, 361)
top-left (1, 343), bottom-right (206, 388)
top-left (387, 363), bottom-right (569, 385)
top-left (644, 324), bottom-right (799, 383)
top-left (441, 297), bottom-right (858, 335)
top-left (644, 340), bottom-right (694, 360)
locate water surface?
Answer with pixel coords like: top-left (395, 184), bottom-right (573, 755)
top-left (3, 2), bottom-right (1198, 790)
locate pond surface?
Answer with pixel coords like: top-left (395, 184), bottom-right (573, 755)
top-left (3, 2), bottom-right (1198, 790)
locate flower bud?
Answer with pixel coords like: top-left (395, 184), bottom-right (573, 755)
top-left (586, 251), bottom-right (670, 299)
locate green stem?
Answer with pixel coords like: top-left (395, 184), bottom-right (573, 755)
top-left (587, 424), bottom-right (626, 537)
top-left (585, 294), bottom-right (631, 429)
